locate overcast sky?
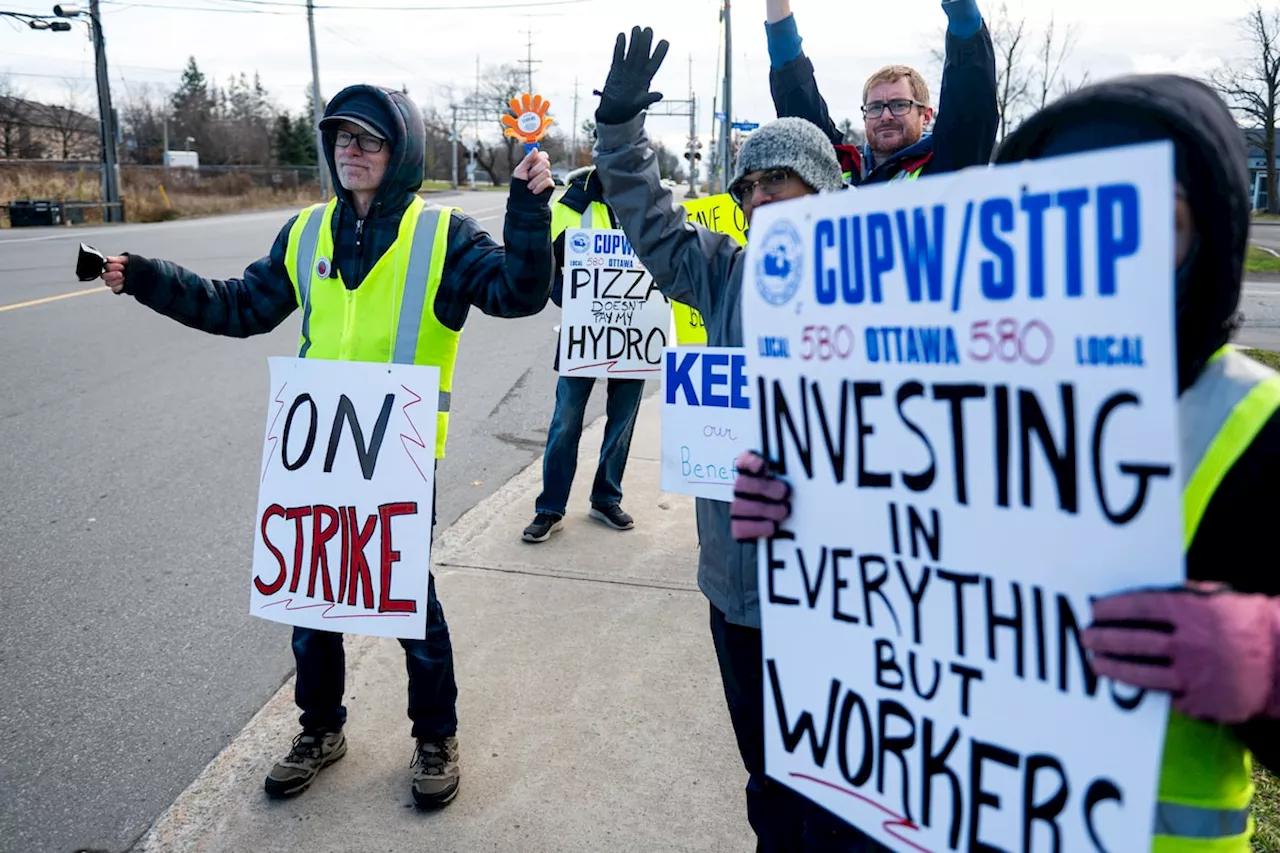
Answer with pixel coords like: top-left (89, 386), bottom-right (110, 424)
top-left (0, 0), bottom-right (1256, 161)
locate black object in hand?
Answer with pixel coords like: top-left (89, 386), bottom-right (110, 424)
top-left (76, 243), bottom-right (106, 282)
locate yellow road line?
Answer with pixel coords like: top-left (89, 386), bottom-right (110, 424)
top-left (0, 286), bottom-right (105, 314)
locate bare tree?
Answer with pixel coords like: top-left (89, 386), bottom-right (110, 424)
top-left (1212, 5), bottom-right (1280, 213)
top-left (36, 79), bottom-right (95, 160)
top-left (990, 3), bottom-right (1032, 143)
top-left (118, 83), bottom-right (169, 164)
top-left (469, 64), bottom-right (527, 186)
top-left (0, 73), bottom-right (29, 160)
top-left (836, 117), bottom-right (866, 147)
top-left (1034, 14), bottom-right (1080, 109)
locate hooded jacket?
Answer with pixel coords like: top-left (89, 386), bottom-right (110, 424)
top-left (995, 74), bottom-right (1280, 769)
top-left (595, 114), bottom-right (760, 627)
top-left (119, 85), bottom-right (553, 338)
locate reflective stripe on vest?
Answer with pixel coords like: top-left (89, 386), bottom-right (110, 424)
top-left (293, 208), bottom-right (324, 359)
top-left (285, 197), bottom-right (459, 457)
top-left (1152, 345), bottom-right (1280, 851)
top-left (889, 164), bottom-right (926, 183)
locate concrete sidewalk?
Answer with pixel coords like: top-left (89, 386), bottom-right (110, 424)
top-left (132, 396), bottom-right (754, 853)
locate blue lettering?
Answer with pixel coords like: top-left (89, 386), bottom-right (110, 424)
top-left (730, 354), bottom-right (749, 409)
top-left (865, 327), bottom-right (881, 363)
top-left (920, 327), bottom-right (941, 362)
top-left (1097, 183), bottom-right (1140, 296)
top-left (1057, 188), bottom-right (1090, 297)
top-left (815, 219), bottom-right (837, 304)
top-left (896, 205), bottom-right (945, 303)
top-left (845, 215), bottom-right (868, 304)
top-left (701, 353), bottom-right (730, 407)
top-left (1020, 192), bottom-right (1052, 299)
top-left (980, 197), bottom-right (1015, 300)
top-left (867, 212), bottom-right (893, 304)
top-left (665, 351), bottom-right (699, 405)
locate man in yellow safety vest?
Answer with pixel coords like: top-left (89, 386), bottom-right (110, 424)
top-left (98, 83), bottom-right (555, 808)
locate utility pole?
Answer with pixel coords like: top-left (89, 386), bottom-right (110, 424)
top-left (571, 77), bottom-right (579, 169)
top-left (450, 104), bottom-right (459, 189)
top-left (77, 0), bottom-right (122, 222)
top-left (517, 27), bottom-right (540, 93)
top-left (305, 0), bottom-right (328, 199)
top-left (720, 0), bottom-right (733, 191)
top-left (685, 56), bottom-right (699, 199)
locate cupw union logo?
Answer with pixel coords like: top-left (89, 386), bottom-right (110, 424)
top-left (570, 232), bottom-right (590, 254)
top-left (756, 219), bottom-right (803, 306)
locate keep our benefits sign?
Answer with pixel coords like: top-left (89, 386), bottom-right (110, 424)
top-left (741, 143), bottom-right (1181, 852)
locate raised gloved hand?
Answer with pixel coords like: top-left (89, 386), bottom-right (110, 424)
top-left (595, 26), bottom-right (670, 126)
top-left (1081, 584), bottom-right (1280, 724)
top-left (730, 451), bottom-right (791, 541)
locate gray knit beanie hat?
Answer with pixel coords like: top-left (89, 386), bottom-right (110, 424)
top-left (730, 117), bottom-right (845, 196)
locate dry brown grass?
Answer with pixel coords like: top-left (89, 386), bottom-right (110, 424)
top-left (0, 164), bottom-right (321, 225)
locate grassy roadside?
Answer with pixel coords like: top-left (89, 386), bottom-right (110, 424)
top-left (1247, 246), bottom-right (1280, 275)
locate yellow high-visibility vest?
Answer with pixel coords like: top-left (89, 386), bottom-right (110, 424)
top-left (284, 196), bottom-right (458, 458)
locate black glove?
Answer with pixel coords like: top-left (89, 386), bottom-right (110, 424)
top-left (594, 26), bottom-right (670, 125)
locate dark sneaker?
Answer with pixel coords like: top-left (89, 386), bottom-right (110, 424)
top-left (590, 504), bottom-right (634, 530)
top-left (522, 512), bottom-right (564, 543)
top-left (411, 736), bottom-right (460, 808)
top-left (264, 729), bottom-right (347, 798)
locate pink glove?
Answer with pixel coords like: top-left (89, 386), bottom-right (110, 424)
top-left (730, 451), bottom-right (791, 541)
top-left (1081, 585), bottom-right (1280, 724)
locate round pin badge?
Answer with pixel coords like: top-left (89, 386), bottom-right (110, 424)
top-left (315, 256), bottom-right (331, 279)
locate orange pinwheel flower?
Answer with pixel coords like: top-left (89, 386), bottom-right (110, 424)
top-left (502, 93), bottom-right (554, 144)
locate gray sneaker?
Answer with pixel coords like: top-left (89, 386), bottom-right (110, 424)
top-left (410, 736), bottom-right (460, 808)
top-left (264, 729), bottom-right (347, 798)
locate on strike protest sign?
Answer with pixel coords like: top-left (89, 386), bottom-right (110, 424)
top-left (741, 143), bottom-right (1181, 852)
top-left (559, 228), bottom-right (671, 377)
top-left (660, 346), bottom-right (753, 502)
top-left (250, 357), bottom-right (440, 640)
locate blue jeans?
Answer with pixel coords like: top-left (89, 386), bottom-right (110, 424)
top-left (293, 489), bottom-right (458, 743)
top-left (709, 605), bottom-right (893, 853)
top-left (535, 376), bottom-right (645, 517)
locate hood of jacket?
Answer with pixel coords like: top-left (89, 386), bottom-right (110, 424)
top-left (994, 74), bottom-right (1249, 393)
top-left (321, 85), bottom-right (425, 220)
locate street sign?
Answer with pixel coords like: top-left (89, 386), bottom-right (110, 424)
top-left (732, 121), bottom-right (759, 131)
top-left (714, 111), bottom-right (727, 121)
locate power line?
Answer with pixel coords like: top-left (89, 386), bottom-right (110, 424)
top-left (101, 0), bottom-right (597, 11)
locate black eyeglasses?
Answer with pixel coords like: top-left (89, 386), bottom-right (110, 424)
top-left (334, 129), bottom-right (385, 154)
top-left (729, 169), bottom-right (794, 204)
top-left (861, 98), bottom-right (926, 119)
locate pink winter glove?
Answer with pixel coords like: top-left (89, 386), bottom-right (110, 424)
top-left (730, 451), bottom-right (791, 541)
top-left (1081, 585), bottom-right (1280, 724)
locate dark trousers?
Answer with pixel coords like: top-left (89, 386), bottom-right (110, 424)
top-left (292, 571), bottom-right (458, 741)
top-left (535, 375), bottom-right (645, 517)
top-left (708, 604), bottom-right (893, 853)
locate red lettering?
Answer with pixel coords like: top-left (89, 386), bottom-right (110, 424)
top-left (255, 504), bottom-right (288, 595)
top-left (307, 504), bottom-right (340, 602)
top-left (378, 502), bottom-right (419, 614)
top-left (345, 506), bottom-right (377, 610)
top-left (285, 506), bottom-right (312, 593)
top-left (337, 504), bottom-right (351, 603)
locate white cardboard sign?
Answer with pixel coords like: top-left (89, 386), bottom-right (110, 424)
top-left (250, 357), bottom-right (439, 640)
top-left (559, 228), bottom-right (672, 378)
top-left (660, 346), bottom-right (754, 502)
top-left (741, 143), bottom-right (1181, 852)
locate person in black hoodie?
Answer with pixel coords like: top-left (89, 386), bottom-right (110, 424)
top-left (734, 74), bottom-right (1280, 850)
top-left (97, 84), bottom-right (555, 808)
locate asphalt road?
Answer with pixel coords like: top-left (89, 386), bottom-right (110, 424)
top-left (0, 194), bottom-right (595, 853)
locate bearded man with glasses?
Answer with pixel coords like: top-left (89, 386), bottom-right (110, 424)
top-left (96, 84), bottom-right (556, 808)
top-left (765, 0), bottom-right (999, 185)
